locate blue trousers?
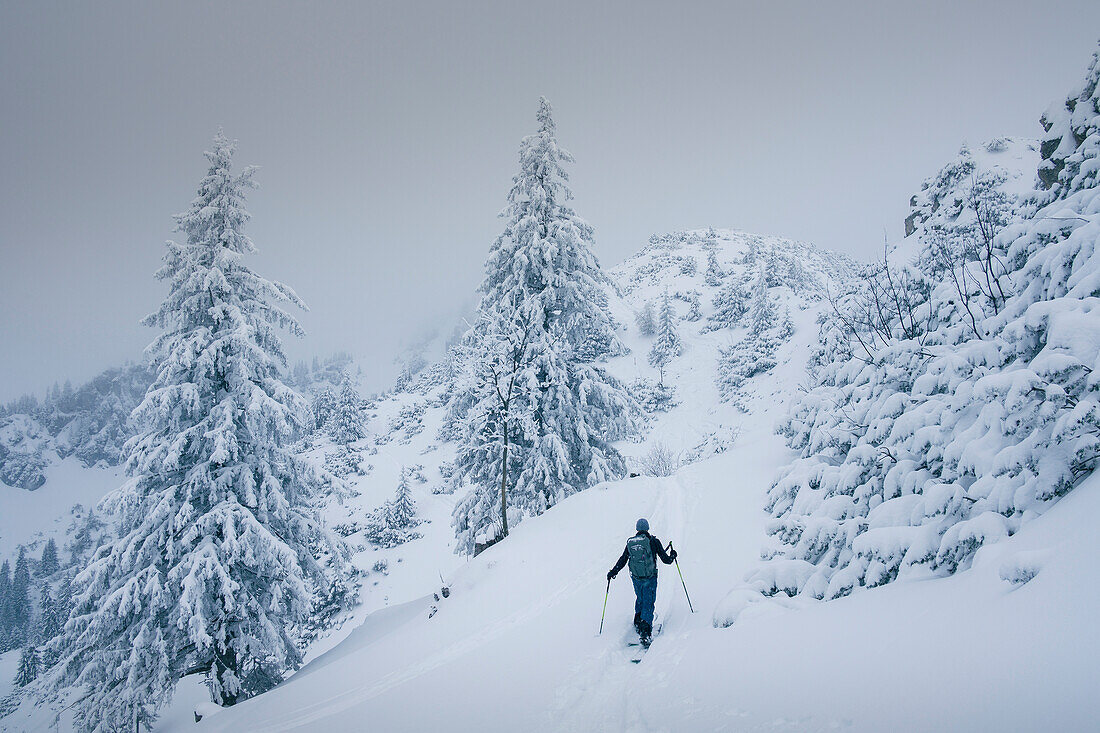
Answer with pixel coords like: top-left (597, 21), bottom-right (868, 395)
top-left (631, 575), bottom-right (658, 626)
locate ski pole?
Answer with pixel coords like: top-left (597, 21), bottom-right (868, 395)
top-left (668, 542), bottom-right (694, 613)
top-left (599, 577), bottom-right (611, 634)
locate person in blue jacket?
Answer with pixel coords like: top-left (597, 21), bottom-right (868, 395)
top-left (607, 518), bottom-right (677, 643)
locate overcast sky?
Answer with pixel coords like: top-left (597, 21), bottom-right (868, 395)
top-left (2, 1), bottom-right (1098, 402)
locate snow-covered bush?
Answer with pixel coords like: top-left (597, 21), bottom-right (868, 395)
top-left (683, 423), bottom-right (743, 461)
top-left (388, 400), bottom-right (427, 440)
top-left (672, 290), bottom-right (703, 321)
top-left (629, 378), bottom-right (678, 414)
top-left (636, 442), bottom-right (681, 477)
top-left (0, 416), bottom-right (49, 491)
top-left (999, 557), bottom-right (1042, 587)
top-left (703, 278), bottom-right (748, 333)
top-left (751, 51), bottom-right (1100, 601)
top-left (364, 473), bottom-right (423, 549)
top-left (324, 445), bottom-right (364, 478)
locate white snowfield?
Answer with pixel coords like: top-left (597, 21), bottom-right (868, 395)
top-left (175, 433), bottom-right (1100, 733)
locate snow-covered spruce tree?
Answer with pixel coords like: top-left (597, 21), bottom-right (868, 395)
top-left (743, 238), bottom-right (758, 266)
top-left (748, 267), bottom-right (777, 335)
top-left (3, 550), bottom-right (31, 647)
top-left (328, 373), bottom-right (365, 444)
top-left (705, 250), bottom-right (724, 286)
top-left (38, 582), bottom-right (69, 664)
top-left (14, 643), bottom-right (38, 687)
top-left (49, 132), bottom-right (347, 731)
top-left (389, 470), bottom-right (418, 528)
top-left (750, 49), bottom-right (1100, 602)
top-left (481, 97), bottom-right (624, 361)
top-left (290, 360), bottom-right (310, 388)
top-left (363, 470), bottom-right (422, 549)
top-left (784, 255), bottom-right (813, 293)
top-left (450, 98), bottom-right (637, 554)
top-left (37, 539), bottom-right (59, 578)
top-left (635, 299), bottom-right (657, 336)
top-left (311, 386), bottom-right (337, 431)
top-left (648, 291), bottom-right (682, 385)
top-left (0, 560), bottom-right (10, 651)
top-left (762, 246), bottom-right (784, 287)
top-left (66, 508), bottom-right (104, 565)
top-left (703, 278), bottom-right (748, 333)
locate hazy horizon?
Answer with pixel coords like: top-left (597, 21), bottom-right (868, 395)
top-left (3, 1), bottom-right (1099, 402)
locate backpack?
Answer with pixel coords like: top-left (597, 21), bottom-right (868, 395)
top-left (626, 534), bottom-right (657, 578)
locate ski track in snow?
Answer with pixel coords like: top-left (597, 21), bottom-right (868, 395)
top-left (548, 476), bottom-right (689, 733)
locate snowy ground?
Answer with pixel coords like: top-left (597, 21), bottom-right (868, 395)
top-left (160, 230), bottom-right (1095, 732)
top-left (159, 424), bottom-right (1099, 733)
top-left (4, 227), bottom-right (1095, 732)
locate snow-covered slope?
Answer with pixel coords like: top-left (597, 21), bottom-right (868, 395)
top-left (117, 228), bottom-right (857, 732)
top-left (159, 166), bottom-right (1095, 730)
top-left (4, 212), bottom-right (1097, 732)
top-left (129, 222), bottom-right (1095, 732)
top-left (0, 224), bottom-right (854, 728)
top-left (167, 449), bottom-right (1099, 733)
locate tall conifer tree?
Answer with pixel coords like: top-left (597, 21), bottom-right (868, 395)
top-left (648, 291), bottom-right (683, 385)
top-left (51, 132), bottom-right (346, 731)
top-left (451, 99), bottom-right (637, 554)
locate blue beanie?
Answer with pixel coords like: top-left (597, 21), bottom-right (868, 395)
top-left (636, 518), bottom-right (650, 532)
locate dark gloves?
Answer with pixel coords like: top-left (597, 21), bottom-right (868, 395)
top-left (607, 570), bottom-right (617, 581)
top-left (669, 549), bottom-right (678, 561)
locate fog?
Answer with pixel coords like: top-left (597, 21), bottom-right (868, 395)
top-left (2, 1), bottom-right (1098, 402)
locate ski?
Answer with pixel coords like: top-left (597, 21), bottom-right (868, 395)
top-left (626, 621), bottom-right (661, 663)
